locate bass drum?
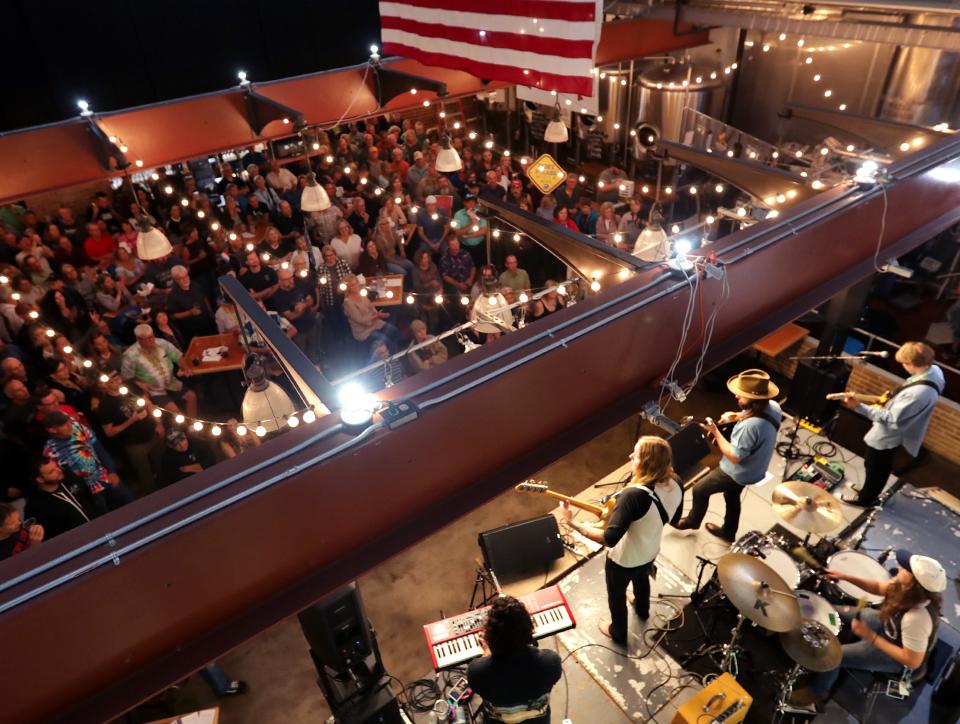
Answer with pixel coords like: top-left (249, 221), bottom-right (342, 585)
top-left (759, 546), bottom-right (801, 590)
top-left (824, 551), bottom-right (890, 605)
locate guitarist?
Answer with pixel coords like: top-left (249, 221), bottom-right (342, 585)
top-left (840, 341), bottom-right (943, 507)
top-left (561, 436), bottom-right (683, 646)
top-left (673, 369), bottom-right (781, 543)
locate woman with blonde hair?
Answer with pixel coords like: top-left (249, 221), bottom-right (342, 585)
top-left (562, 435), bottom-right (684, 644)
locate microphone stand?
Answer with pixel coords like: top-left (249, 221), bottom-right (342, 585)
top-left (789, 353), bottom-right (871, 363)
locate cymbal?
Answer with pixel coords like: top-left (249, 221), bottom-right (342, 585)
top-left (780, 619), bottom-right (842, 672)
top-left (717, 553), bottom-right (801, 632)
top-left (772, 480), bottom-right (843, 534)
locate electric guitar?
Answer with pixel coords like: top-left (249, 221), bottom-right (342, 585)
top-left (514, 481), bottom-right (616, 528)
top-left (825, 390), bottom-right (891, 406)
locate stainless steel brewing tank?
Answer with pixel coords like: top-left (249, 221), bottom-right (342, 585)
top-left (635, 64), bottom-right (726, 143)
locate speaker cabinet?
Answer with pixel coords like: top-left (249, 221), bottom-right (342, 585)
top-left (479, 515), bottom-right (564, 579)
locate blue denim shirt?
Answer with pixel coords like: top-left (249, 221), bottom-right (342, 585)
top-left (860, 365), bottom-right (944, 456)
top-left (720, 401), bottom-right (782, 484)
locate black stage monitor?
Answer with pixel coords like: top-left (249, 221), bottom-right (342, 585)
top-left (667, 421), bottom-right (711, 477)
top-left (479, 515), bottom-right (563, 579)
top-left (298, 582), bottom-right (375, 675)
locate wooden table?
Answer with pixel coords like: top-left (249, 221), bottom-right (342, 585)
top-left (370, 274), bottom-right (405, 307)
top-left (752, 322), bottom-right (809, 357)
top-left (182, 331), bottom-right (245, 374)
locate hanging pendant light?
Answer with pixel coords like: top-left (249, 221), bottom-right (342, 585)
top-left (436, 135), bottom-right (463, 173)
top-left (301, 171), bottom-right (331, 212)
top-left (242, 358), bottom-right (296, 433)
top-left (544, 103), bottom-right (569, 144)
top-left (633, 204), bottom-right (670, 262)
top-left (135, 214), bottom-right (173, 260)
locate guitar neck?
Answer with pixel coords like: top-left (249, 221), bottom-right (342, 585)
top-left (825, 392), bottom-right (885, 404)
top-left (539, 490), bottom-right (605, 517)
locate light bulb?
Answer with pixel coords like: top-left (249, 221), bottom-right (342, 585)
top-left (238, 70), bottom-right (247, 82)
top-left (287, 415), bottom-right (299, 428)
top-left (77, 99), bottom-right (89, 111)
top-left (180, 198), bottom-right (189, 207)
top-left (431, 213), bottom-right (439, 221)
top-left (63, 345), bottom-right (73, 354)
top-left (152, 408), bottom-right (162, 418)
top-left (796, 150), bottom-right (804, 158)
top-left (706, 215), bottom-right (715, 224)
top-left (485, 295), bottom-right (496, 305)
top-left (768, 210), bottom-right (780, 218)
top-left (370, 45), bottom-right (378, 54)
top-left (450, 220), bottom-right (458, 229)
top-left (262, 253), bottom-right (270, 261)
top-left (519, 292), bottom-right (529, 303)
top-left (556, 284), bottom-right (567, 296)
top-left (824, 89), bottom-right (833, 98)
top-left (618, 269), bottom-right (630, 280)
top-left (360, 288), bottom-right (368, 297)
top-left (175, 414), bottom-right (185, 424)
top-left (772, 151), bottom-right (780, 159)
top-left (82, 359), bottom-right (92, 369)
top-left (423, 100), bottom-right (430, 108)
top-left (764, 196), bottom-right (776, 205)
top-left (779, 33), bottom-right (787, 40)
top-left (394, 196), bottom-right (403, 204)
top-left (613, 123), bottom-right (621, 130)
top-left (598, 181), bottom-right (605, 188)
top-left (303, 410), bottom-right (316, 424)
top-left (410, 88), bottom-right (417, 95)
top-left (776, 194), bottom-right (786, 203)
top-left (99, 374), bottom-right (110, 383)
top-left (196, 210), bottom-right (205, 219)
top-left (503, 150), bottom-right (510, 157)
top-left (312, 142), bottom-right (320, 150)
top-left (492, 229), bottom-right (500, 238)
top-left (255, 425), bottom-right (266, 437)
top-left (193, 421), bottom-right (203, 431)
top-left (136, 398), bottom-right (146, 407)
top-left (912, 137), bottom-right (923, 147)
top-left (236, 424), bottom-right (247, 436)
top-left (319, 276), bottom-right (327, 285)
top-left (839, 104), bottom-right (847, 111)
top-left (461, 295), bottom-right (469, 306)
top-left (325, 155), bottom-right (334, 163)
top-left (45, 328), bottom-right (55, 338)
top-left (229, 232), bottom-right (238, 241)
top-left (28, 310), bottom-right (38, 319)
top-left (812, 180), bottom-right (825, 189)
top-left (246, 243), bottom-right (254, 251)
top-left (210, 222), bottom-right (220, 231)
top-left (300, 270), bottom-right (308, 278)
top-left (641, 185), bottom-right (650, 194)
top-left (590, 280), bottom-right (601, 292)
top-left (614, 233), bottom-right (622, 243)
top-left (211, 425), bottom-right (222, 436)
top-left (689, 186), bottom-right (697, 195)
top-left (453, 121), bottom-right (461, 130)
top-left (280, 261), bottom-right (289, 270)
top-left (762, 44), bottom-right (770, 52)
top-left (820, 147), bottom-right (829, 155)
top-left (727, 150), bottom-right (735, 157)
top-left (671, 224), bottom-right (681, 234)
top-left (434, 294), bottom-right (443, 304)
top-left (664, 186), bottom-right (673, 195)
top-left (135, 159), bottom-right (144, 167)
top-left (846, 144), bottom-right (855, 152)
top-left (786, 189), bottom-right (798, 199)
top-left (164, 185), bottom-right (173, 194)
top-left (406, 294), bottom-right (415, 304)
top-left (513, 233), bottom-right (521, 242)
top-left (151, 172), bottom-right (160, 181)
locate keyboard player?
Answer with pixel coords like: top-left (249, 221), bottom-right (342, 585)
top-left (466, 595), bottom-right (562, 724)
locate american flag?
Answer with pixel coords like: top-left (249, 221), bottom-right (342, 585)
top-left (379, 0), bottom-right (603, 97)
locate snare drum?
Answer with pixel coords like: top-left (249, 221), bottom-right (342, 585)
top-left (825, 550), bottom-right (890, 605)
top-left (796, 590), bottom-right (842, 635)
top-left (759, 546), bottom-right (801, 589)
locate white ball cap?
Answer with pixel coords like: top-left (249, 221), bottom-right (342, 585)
top-left (907, 553), bottom-right (947, 593)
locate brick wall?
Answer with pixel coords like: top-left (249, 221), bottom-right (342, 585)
top-left (761, 336), bottom-right (960, 465)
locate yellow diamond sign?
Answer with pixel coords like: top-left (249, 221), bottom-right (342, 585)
top-left (525, 153), bottom-right (567, 195)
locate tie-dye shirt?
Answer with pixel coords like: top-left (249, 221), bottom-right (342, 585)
top-left (43, 421), bottom-right (107, 495)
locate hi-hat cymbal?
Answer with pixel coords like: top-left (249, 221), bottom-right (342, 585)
top-left (780, 619), bottom-right (842, 672)
top-left (717, 553), bottom-right (801, 632)
top-left (772, 480), bottom-right (843, 534)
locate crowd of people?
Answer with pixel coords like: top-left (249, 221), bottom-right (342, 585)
top-left (0, 112), bottom-right (659, 561)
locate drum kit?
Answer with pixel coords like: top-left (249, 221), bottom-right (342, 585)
top-left (707, 481), bottom-right (891, 716)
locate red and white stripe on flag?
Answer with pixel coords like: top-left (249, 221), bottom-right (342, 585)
top-left (379, 0), bottom-right (603, 98)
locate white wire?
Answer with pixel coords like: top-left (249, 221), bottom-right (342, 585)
top-left (872, 179), bottom-right (890, 273)
top-left (684, 262), bottom-right (731, 396)
top-left (658, 260), bottom-right (700, 412)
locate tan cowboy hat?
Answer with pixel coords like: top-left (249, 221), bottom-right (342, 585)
top-left (727, 369), bottom-right (779, 400)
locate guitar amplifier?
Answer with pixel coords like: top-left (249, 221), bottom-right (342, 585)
top-left (478, 515), bottom-right (563, 579)
top-left (671, 673), bottom-right (751, 724)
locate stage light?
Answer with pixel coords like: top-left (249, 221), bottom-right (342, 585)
top-left (339, 383), bottom-right (377, 428)
top-left (674, 238), bottom-right (693, 256)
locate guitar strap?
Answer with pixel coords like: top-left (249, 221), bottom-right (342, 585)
top-left (887, 379), bottom-right (942, 401)
top-left (635, 486), bottom-right (670, 525)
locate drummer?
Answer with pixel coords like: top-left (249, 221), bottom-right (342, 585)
top-left (789, 549), bottom-right (946, 707)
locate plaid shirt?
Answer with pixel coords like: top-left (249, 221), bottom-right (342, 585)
top-left (318, 258), bottom-right (352, 308)
top-left (439, 248), bottom-right (475, 284)
top-left (43, 421), bottom-right (108, 495)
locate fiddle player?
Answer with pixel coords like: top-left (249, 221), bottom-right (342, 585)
top-left (561, 436), bottom-right (683, 645)
top-left (790, 549), bottom-right (946, 707)
top-left (673, 369), bottom-right (781, 543)
top-left (466, 595), bottom-right (562, 724)
top-left (841, 341), bottom-right (943, 506)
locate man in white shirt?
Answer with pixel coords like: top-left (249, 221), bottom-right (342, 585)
top-left (265, 162), bottom-right (299, 196)
top-left (562, 436), bottom-right (683, 645)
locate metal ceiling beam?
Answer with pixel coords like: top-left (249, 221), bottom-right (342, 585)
top-left (371, 66), bottom-right (448, 107)
top-left (658, 139), bottom-right (818, 207)
top-left (609, 2), bottom-right (960, 51)
top-left (242, 89), bottom-right (305, 136)
top-left (4, 129), bottom-right (960, 724)
top-left (783, 103), bottom-right (950, 157)
top-left (481, 198), bottom-right (643, 282)
top-left (85, 119), bottom-right (129, 172)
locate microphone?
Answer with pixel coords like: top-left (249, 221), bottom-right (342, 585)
top-left (857, 350), bottom-right (890, 358)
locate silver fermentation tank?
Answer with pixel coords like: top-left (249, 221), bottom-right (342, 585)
top-left (635, 63), bottom-right (726, 144)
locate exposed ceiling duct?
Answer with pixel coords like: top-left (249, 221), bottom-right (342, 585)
top-left (609, 0), bottom-right (960, 51)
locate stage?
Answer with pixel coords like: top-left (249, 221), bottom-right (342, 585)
top-left (548, 415), bottom-right (960, 723)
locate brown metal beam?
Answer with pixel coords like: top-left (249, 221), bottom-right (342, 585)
top-left (4, 136), bottom-right (960, 723)
top-left (783, 103), bottom-right (950, 158)
top-left (659, 139), bottom-right (818, 208)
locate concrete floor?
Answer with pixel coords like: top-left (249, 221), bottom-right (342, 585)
top-left (131, 376), bottom-right (960, 724)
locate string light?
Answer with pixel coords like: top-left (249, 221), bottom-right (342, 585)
top-left (255, 425), bottom-right (267, 437)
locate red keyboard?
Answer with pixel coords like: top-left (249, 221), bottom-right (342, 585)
top-left (423, 585), bottom-right (576, 670)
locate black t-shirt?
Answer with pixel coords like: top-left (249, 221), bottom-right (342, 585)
top-left (161, 446), bottom-right (202, 486)
top-left (268, 284), bottom-right (316, 332)
top-left (467, 647), bottom-right (562, 724)
top-left (167, 284), bottom-right (214, 340)
top-left (257, 238), bottom-right (291, 262)
top-left (241, 266), bottom-right (278, 294)
top-left (24, 487), bottom-right (89, 539)
top-left (97, 393), bottom-right (156, 446)
top-left (347, 211), bottom-right (371, 239)
top-left (274, 211), bottom-right (304, 237)
top-left (145, 258), bottom-right (177, 291)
